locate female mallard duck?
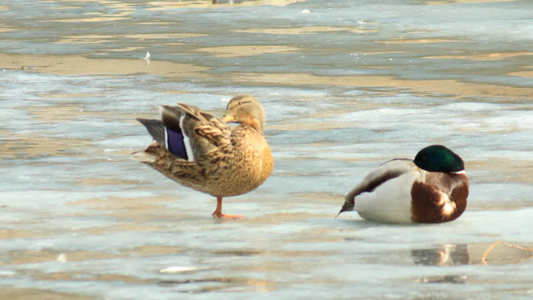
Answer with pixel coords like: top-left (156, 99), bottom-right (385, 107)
top-left (132, 95), bottom-right (274, 218)
top-left (338, 145), bottom-right (469, 223)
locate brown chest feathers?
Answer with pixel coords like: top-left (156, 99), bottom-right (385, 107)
top-left (411, 172), bottom-right (469, 223)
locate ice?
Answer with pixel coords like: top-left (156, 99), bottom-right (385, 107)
top-left (0, 0), bottom-right (532, 299)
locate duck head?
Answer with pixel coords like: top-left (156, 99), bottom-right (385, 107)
top-left (222, 95), bottom-right (265, 134)
top-left (414, 145), bottom-right (465, 173)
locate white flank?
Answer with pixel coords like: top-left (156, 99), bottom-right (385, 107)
top-left (354, 171), bottom-right (418, 224)
top-left (179, 114), bottom-right (195, 162)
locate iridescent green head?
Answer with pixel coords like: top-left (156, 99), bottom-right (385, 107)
top-left (414, 145), bottom-right (465, 173)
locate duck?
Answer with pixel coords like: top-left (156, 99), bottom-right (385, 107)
top-left (132, 95), bottom-right (274, 218)
top-left (338, 145), bottom-right (469, 223)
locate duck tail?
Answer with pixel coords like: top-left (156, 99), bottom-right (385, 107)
top-left (336, 202), bottom-right (355, 218)
top-left (137, 118), bottom-right (165, 145)
top-left (130, 142), bottom-right (158, 163)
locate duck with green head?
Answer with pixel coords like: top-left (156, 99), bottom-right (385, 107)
top-left (338, 145), bottom-right (469, 223)
top-left (132, 95), bottom-right (274, 219)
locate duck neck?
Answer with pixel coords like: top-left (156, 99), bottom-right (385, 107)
top-left (238, 117), bottom-right (263, 134)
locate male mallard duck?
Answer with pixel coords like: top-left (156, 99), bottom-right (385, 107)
top-left (338, 145), bottom-right (469, 223)
top-left (132, 95), bottom-right (274, 218)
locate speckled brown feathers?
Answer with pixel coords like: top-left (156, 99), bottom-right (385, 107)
top-left (133, 95), bottom-right (273, 218)
top-left (164, 103), bottom-right (231, 158)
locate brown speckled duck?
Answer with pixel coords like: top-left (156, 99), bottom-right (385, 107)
top-left (338, 145), bottom-right (469, 223)
top-left (132, 95), bottom-right (274, 218)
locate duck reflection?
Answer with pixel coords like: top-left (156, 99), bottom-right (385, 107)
top-left (411, 244), bottom-right (469, 266)
top-left (412, 244), bottom-right (470, 284)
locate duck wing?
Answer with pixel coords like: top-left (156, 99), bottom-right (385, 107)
top-left (153, 104), bottom-right (230, 160)
top-left (338, 159), bottom-right (414, 215)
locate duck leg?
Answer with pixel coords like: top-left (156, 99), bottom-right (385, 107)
top-left (212, 196), bottom-right (243, 219)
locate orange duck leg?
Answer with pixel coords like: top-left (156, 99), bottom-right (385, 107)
top-left (212, 196), bottom-right (243, 219)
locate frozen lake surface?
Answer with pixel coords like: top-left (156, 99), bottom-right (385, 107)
top-left (1, 0), bottom-right (532, 299)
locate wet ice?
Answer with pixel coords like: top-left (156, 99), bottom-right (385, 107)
top-left (1, 0), bottom-right (533, 299)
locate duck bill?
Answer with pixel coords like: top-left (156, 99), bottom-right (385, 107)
top-left (222, 114), bottom-right (235, 123)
